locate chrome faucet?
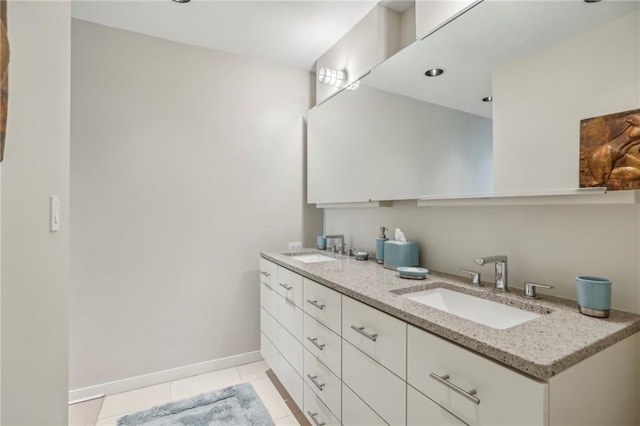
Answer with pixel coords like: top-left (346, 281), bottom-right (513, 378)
top-left (325, 234), bottom-right (345, 255)
top-left (474, 255), bottom-right (508, 292)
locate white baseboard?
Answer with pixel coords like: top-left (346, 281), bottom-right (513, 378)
top-left (68, 350), bottom-right (262, 403)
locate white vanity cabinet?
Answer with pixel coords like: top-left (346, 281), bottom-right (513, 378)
top-left (259, 257), bottom-right (640, 425)
top-left (258, 260), bottom-right (304, 409)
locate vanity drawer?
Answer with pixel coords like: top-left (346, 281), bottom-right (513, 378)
top-left (304, 348), bottom-right (341, 420)
top-left (260, 331), bottom-right (280, 377)
top-left (259, 280), bottom-right (278, 317)
top-left (342, 383), bottom-right (387, 426)
top-left (278, 324), bottom-right (303, 376)
top-left (408, 384), bottom-right (467, 426)
top-left (342, 340), bottom-right (406, 425)
top-left (303, 278), bottom-right (341, 334)
top-left (259, 258), bottom-right (278, 288)
top-left (277, 350), bottom-right (303, 410)
top-left (304, 384), bottom-right (341, 426)
top-left (342, 295), bottom-right (407, 379)
top-left (407, 325), bottom-right (547, 426)
top-left (277, 294), bottom-right (303, 342)
top-left (260, 307), bottom-right (278, 346)
top-left (303, 313), bottom-right (341, 378)
top-left (277, 266), bottom-right (303, 307)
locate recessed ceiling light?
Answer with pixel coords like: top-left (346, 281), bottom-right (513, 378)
top-left (172, 0), bottom-right (191, 3)
top-left (482, 96), bottom-right (493, 102)
top-left (583, 0), bottom-right (602, 3)
top-left (424, 68), bottom-right (444, 77)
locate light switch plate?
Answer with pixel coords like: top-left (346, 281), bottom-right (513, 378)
top-left (50, 195), bottom-right (60, 232)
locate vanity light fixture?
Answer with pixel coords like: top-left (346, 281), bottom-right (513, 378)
top-left (424, 68), bottom-right (444, 77)
top-left (318, 67), bottom-right (346, 88)
top-left (482, 96), bottom-right (493, 102)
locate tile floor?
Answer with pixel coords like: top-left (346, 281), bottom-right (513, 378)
top-left (68, 361), bottom-right (304, 425)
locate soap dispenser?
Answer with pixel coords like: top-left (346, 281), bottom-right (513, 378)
top-left (376, 226), bottom-right (388, 264)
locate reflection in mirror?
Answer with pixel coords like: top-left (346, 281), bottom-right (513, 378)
top-left (308, 1), bottom-right (640, 204)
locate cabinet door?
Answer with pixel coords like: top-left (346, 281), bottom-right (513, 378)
top-left (304, 348), bottom-right (342, 421)
top-left (260, 331), bottom-right (280, 377)
top-left (343, 340), bottom-right (406, 425)
top-left (407, 325), bottom-right (547, 426)
top-left (408, 385), bottom-right (468, 426)
top-left (342, 295), bottom-right (406, 379)
top-left (277, 351), bottom-right (303, 411)
top-left (260, 307), bottom-right (278, 347)
top-left (259, 280), bottom-right (278, 318)
top-left (342, 383), bottom-right (387, 426)
top-left (277, 294), bottom-right (303, 342)
top-left (415, 0), bottom-right (477, 39)
top-left (277, 266), bottom-right (303, 307)
top-left (304, 384), bottom-right (341, 426)
top-left (278, 324), bottom-right (303, 376)
top-left (259, 257), bottom-right (278, 289)
top-left (304, 313), bottom-right (341, 378)
top-left (303, 278), bottom-right (341, 334)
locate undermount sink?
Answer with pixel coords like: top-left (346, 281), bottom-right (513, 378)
top-left (403, 287), bottom-right (542, 329)
top-left (290, 253), bottom-right (337, 264)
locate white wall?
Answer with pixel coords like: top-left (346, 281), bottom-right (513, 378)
top-left (493, 11), bottom-right (640, 193)
top-left (2, 1), bottom-right (70, 424)
top-left (325, 201), bottom-right (640, 314)
top-left (70, 20), bottom-right (321, 390)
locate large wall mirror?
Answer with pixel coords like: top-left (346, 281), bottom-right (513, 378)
top-left (307, 0), bottom-right (640, 204)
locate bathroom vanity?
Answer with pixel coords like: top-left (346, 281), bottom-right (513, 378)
top-left (259, 252), bottom-right (640, 426)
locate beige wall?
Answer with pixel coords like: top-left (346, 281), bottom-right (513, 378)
top-left (70, 20), bottom-right (321, 390)
top-left (2, 1), bottom-right (70, 424)
top-left (325, 201), bottom-right (640, 314)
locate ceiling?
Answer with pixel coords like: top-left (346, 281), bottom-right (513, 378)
top-left (71, 0), bottom-right (386, 71)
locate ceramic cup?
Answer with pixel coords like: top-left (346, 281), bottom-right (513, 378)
top-left (576, 276), bottom-right (612, 318)
top-left (316, 235), bottom-right (326, 250)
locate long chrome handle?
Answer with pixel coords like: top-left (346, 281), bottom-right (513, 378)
top-left (306, 411), bottom-right (325, 426)
top-left (306, 374), bottom-right (326, 391)
top-left (460, 269), bottom-right (482, 287)
top-left (350, 325), bottom-right (378, 342)
top-left (279, 283), bottom-right (293, 291)
top-left (429, 372), bottom-right (480, 405)
top-left (307, 299), bottom-right (326, 310)
top-left (307, 337), bottom-right (325, 351)
top-left (523, 281), bottom-right (554, 299)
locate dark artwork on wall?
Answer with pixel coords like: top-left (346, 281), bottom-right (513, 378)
top-left (0, 0), bottom-right (7, 162)
top-left (580, 108), bottom-right (640, 190)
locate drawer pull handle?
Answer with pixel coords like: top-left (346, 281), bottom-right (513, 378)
top-left (350, 325), bottom-right (378, 342)
top-left (307, 411), bottom-right (326, 426)
top-left (262, 282), bottom-right (273, 290)
top-left (307, 299), bottom-right (326, 310)
top-left (260, 271), bottom-right (271, 277)
top-left (307, 337), bottom-right (325, 351)
top-left (429, 372), bottom-right (480, 405)
top-left (285, 296), bottom-right (296, 306)
top-left (279, 283), bottom-right (293, 291)
top-left (306, 374), bottom-right (326, 391)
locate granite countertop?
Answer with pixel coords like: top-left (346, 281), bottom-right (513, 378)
top-left (261, 250), bottom-right (640, 381)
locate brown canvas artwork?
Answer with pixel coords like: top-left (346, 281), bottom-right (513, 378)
top-left (580, 108), bottom-right (640, 190)
top-left (0, 0), bottom-right (7, 162)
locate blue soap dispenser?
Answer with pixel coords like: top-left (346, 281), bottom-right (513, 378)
top-left (376, 226), bottom-right (388, 264)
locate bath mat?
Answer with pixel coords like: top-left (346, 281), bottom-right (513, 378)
top-left (117, 382), bottom-right (274, 426)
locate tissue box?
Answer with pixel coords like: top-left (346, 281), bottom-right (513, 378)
top-left (383, 241), bottom-right (419, 270)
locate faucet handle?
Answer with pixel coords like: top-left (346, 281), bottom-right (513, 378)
top-left (460, 269), bottom-right (482, 287)
top-left (523, 282), bottom-right (553, 299)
